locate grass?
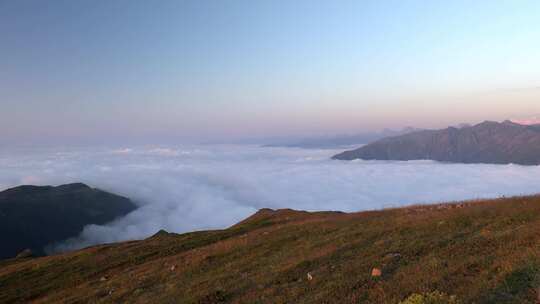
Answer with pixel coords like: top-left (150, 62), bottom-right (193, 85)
top-left (1, 196), bottom-right (540, 303)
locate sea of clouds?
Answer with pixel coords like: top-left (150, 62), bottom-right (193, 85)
top-left (2, 144), bottom-right (540, 252)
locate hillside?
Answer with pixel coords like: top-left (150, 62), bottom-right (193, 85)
top-left (2, 195), bottom-right (540, 303)
top-left (332, 120), bottom-right (540, 165)
top-left (0, 183), bottom-right (136, 259)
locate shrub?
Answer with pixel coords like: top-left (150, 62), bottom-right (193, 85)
top-left (399, 291), bottom-right (461, 304)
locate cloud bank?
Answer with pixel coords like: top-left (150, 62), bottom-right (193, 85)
top-left (1, 145), bottom-right (540, 252)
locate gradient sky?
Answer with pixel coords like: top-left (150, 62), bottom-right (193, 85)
top-left (1, 0), bottom-right (540, 144)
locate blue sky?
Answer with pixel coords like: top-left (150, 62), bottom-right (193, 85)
top-left (1, 0), bottom-right (540, 144)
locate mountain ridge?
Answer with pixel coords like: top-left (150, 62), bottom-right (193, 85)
top-left (263, 127), bottom-right (423, 149)
top-left (332, 120), bottom-right (540, 165)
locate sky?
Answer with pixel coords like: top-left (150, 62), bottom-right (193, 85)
top-left (1, 0), bottom-right (540, 145)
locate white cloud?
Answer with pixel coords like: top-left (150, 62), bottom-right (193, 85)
top-left (1, 145), bottom-right (540, 252)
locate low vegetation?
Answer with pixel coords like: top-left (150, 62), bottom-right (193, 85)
top-left (399, 291), bottom-right (461, 304)
top-left (2, 195), bottom-right (540, 303)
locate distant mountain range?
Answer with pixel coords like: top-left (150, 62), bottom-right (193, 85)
top-left (264, 127), bottom-right (422, 149)
top-left (333, 120), bottom-right (540, 165)
top-left (0, 183), bottom-right (136, 259)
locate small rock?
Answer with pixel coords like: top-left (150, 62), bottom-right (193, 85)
top-left (100, 276), bottom-right (108, 282)
top-left (371, 268), bottom-right (382, 277)
top-left (307, 272), bottom-right (313, 281)
top-left (170, 265), bottom-right (176, 271)
top-left (384, 252), bottom-right (401, 260)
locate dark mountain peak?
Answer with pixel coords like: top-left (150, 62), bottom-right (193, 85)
top-left (0, 184), bottom-right (101, 204)
top-left (474, 120), bottom-right (524, 129)
top-left (255, 208), bottom-right (276, 215)
top-left (0, 183), bottom-right (136, 259)
top-left (0, 185), bottom-right (52, 197)
top-left (476, 120), bottom-right (500, 127)
top-left (333, 120), bottom-right (540, 165)
top-left (151, 229), bottom-right (171, 238)
top-left (0, 183), bottom-right (92, 200)
top-left (55, 183), bottom-right (91, 191)
top-left (502, 119), bottom-right (518, 125)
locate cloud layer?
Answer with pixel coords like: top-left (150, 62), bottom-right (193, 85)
top-left (2, 145), bottom-right (540, 252)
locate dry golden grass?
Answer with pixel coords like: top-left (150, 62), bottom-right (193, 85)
top-left (2, 196), bottom-right (540, 303)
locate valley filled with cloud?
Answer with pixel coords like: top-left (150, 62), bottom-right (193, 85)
top-left (2, 145), bottom-right (540, 252)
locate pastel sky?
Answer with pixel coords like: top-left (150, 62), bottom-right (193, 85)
top-left (1, 0), bottom-right (540, 144)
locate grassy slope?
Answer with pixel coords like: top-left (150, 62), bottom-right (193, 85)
top-left (2, 196), bottom-right (540, 303)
